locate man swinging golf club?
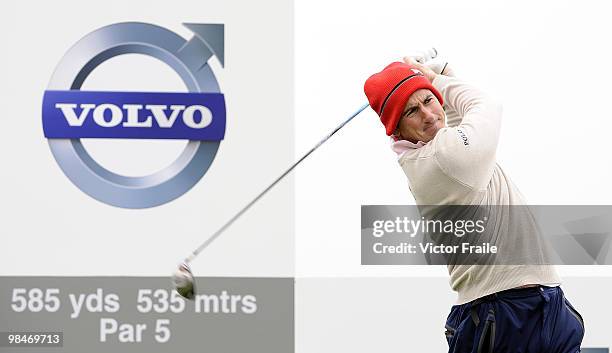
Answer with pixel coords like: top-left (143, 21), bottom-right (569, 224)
top-left (364, 57), bottom-right (584, 352)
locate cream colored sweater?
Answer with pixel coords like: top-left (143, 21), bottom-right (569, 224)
top-left (398, 75), bottom-right (560, 304)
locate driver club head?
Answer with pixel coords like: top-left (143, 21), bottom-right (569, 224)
top-left (173, 262), bottom-right (196, 300)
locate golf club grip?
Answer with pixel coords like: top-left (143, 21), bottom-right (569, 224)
top-left (186, 102), bottom-right (371, 262)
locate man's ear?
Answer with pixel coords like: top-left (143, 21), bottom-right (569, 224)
top-left (393, 128), bottom-right (401, 140)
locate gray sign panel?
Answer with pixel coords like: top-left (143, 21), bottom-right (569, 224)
top-left (0, 277), bottom-right (293, 353)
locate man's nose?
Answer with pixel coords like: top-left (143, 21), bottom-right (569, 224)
top-left (421, 106), bottom-right (436, 123)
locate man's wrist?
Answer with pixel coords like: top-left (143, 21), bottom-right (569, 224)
top-left (432, 74), bottom-right (447, 90)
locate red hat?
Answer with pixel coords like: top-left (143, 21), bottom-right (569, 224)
top-left (364, 62), bottom-right (443, 136)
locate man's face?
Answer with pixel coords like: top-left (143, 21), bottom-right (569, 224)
top-left (394, 89), bottom-right (445, 143)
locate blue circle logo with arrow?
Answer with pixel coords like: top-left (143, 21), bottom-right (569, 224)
top-left (42, 22), bottom-right (226, 209)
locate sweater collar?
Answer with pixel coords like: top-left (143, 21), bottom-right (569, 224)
top-left (390, 136), bottom-right (427, 159)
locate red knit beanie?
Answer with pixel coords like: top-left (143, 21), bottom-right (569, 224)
top-left (364, 62), bottom-right (443, 136)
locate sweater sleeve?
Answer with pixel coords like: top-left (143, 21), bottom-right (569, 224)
top-left (444, 106), bottom-right (462, 127)
top-left (431, 75), bottom-right (503, 190)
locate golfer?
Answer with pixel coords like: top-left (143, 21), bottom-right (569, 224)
top-left (364, 58), bottom-right (584, 352)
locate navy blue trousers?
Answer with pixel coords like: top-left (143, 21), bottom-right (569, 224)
top-left (445, 286), bottom-right (584, 353)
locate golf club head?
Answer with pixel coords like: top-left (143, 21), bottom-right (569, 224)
top-left (173, 262), bottom-right (196, 300)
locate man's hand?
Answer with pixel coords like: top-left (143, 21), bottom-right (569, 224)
top-left (402, 56), bottom-right (437, 83)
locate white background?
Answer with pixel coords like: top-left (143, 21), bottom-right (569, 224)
top-left (295, 0), bottom-right (612, 277)
top-left (294, 0), bottom-right (612, 349)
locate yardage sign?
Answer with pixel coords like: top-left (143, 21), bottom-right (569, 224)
top-left (42, 22), bottom-right (226, 209)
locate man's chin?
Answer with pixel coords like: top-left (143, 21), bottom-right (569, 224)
top-left (424, 126), bottom-right (440, 140)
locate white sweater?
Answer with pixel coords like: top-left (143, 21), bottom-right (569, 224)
top-left (398, 75), bottom-right (560, 304)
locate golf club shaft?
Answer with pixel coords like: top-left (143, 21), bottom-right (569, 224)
top-left (185, 102), bottom-right (370, 263)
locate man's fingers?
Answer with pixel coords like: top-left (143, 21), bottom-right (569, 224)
top-left (403, 56), bottom-right (427, 71)
top-left (402, 56), bottom-right (436, 82)
top-left (402, 56), bottom-right (417, 65)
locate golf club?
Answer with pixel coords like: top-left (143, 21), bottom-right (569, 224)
top-left (173, 102), bottom-right (371, 299)
top-left (173, 47), bottom-right (443, 299)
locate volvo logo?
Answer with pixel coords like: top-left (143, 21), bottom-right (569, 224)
top-left (42, 22), bottom-right (226, 209)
